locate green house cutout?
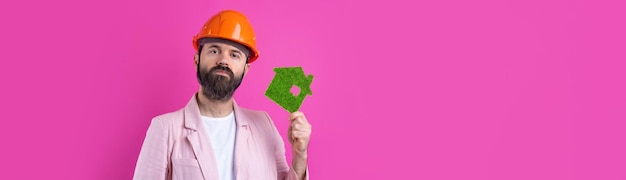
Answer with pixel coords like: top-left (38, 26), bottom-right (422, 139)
top-left (265, 67), bottom-right (314, 113)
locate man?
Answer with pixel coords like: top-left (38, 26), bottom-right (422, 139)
top-left (133, 10), bottom-right (311, 180)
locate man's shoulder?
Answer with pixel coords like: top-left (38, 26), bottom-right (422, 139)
top-left (236, 105), bottom-right (281, 139)
top-left (151, 108), bottom-right (185, 124)
top-left (237, 105), bottom-right (267, 115)
top-left (236, 105), bottom-right (270, 120)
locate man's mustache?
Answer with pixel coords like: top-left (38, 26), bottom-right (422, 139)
top-left (208, 66), bottom-right (234, 77)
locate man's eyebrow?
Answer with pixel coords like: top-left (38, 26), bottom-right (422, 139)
top-left (230, 49), bottom-right (242, 54)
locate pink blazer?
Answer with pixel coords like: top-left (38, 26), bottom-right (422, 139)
top-left (133, 94), bottom-right (308, 180)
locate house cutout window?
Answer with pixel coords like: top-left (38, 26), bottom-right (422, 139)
top-left (290, 85), bottom-right (300, 96)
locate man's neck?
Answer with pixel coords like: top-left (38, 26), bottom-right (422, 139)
top-left (196, 92), bottom-right (234, 118)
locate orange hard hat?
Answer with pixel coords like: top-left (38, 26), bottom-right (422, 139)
top-left (192, 10), bottom-right (260, 63)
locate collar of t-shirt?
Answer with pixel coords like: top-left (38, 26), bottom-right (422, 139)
top-left (201, 111), bottom-right (235, 122)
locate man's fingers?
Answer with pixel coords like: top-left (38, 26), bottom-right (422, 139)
top-left (290, 131), bottom-right (310, 139)
top-left (290, 121), bottom-right (311, 131)
top-left (290, 116), bottom-right (309, 126)
top-left (289, 112), bottom-right (311, 129)
top-left (289, 111), bottom-right (305, 121)
top-left (287, 111), bottom-right (311, 150)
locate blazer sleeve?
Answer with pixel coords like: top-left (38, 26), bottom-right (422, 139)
top-left (133, 118), bottom-right (171, 180)
top-left (264, 112), bottom-right (310, 180)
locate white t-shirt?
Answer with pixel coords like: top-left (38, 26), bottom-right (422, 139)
top-left (201, 112), bottom-right (236, 180)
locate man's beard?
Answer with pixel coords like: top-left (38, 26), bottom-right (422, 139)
top-left (197, 65), bottom-right (244, 101)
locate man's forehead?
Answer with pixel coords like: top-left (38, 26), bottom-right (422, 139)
top-left (200, 38), bottom-right (250, 55)
top-left (204, 42), bottom-right (239, 50)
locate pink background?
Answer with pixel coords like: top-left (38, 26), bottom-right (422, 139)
top-left (1, 0), bottom-right (625, 179)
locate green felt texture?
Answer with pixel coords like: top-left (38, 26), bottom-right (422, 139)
top-left (265, 67), bottom-right (314, 113)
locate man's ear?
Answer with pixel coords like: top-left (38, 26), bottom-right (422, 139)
top-left (244, 63), bottom-right (251, 74)
top-left (194, 53), bottom-right (199, 69)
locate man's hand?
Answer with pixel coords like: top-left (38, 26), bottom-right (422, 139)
top-left (288, 111), bottom-right (312, 153)
top-left (288, 111), bottom-right (311, 179)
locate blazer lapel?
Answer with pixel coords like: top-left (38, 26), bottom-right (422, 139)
top-left (233, 101), bottom-right (251, 180)
top-left (184, 94), bottom-right (219, 180)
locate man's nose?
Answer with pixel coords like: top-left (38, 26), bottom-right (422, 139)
top-left (216, 54), bottom-right (230, 66)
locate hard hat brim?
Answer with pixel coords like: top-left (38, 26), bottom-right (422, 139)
top-left (193, 35), bottom-right (260, 63)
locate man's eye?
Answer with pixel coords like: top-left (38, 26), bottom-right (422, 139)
top-left (209, 49), bottom-right (219, 54)
top-left (231, 53), bottom-right (240, 59)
